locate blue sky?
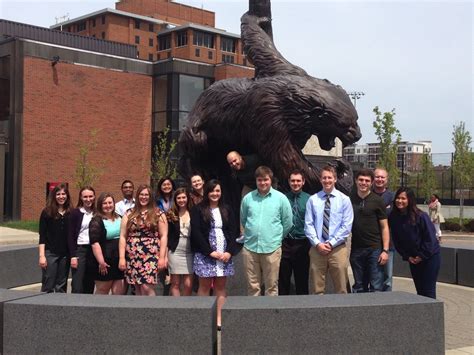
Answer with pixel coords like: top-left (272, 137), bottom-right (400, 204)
top-left (1, 0), bottom-right (472, 154)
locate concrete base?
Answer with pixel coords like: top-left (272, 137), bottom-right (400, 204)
top-left (221, 292), bottom-right (444, 354)
top-left (3, 294), bottom-right (217, 354)
top-left (0, 245), bottom-right (41, 288)
top-left (438, 247), bottom-right (457, 284)
top-left (457, 247), bottom-right (474, 287)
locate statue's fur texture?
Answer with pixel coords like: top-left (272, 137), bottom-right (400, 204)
top-left (179, 12), bottom-right (361, 194)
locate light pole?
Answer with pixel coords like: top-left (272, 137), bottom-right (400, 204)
top-left (348, 91), bottom-right (365, 108)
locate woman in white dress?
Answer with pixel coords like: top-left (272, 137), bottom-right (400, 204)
top-left (167, 188), bottom-right (194, 296)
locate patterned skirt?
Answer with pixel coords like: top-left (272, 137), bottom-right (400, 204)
top-left (125, 236), bottom-right (160, 285)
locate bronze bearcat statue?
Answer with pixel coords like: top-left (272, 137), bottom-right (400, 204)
top-left (178, 6), bottom-right (362, 195)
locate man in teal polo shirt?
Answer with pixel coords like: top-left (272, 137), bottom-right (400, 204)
top-left (240, 166), bottom-right (293, 296)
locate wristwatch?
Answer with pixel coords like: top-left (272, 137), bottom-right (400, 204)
top-left (381, 249), bottom-right (389, 254)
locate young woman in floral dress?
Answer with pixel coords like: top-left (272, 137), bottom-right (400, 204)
top-left (119, 185), bottom-right (168, 296)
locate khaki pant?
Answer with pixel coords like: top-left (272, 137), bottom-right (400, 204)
top-left (309, 243), bottom-right (348, 294)
top-left (242, 247), bottom-right (282, 296)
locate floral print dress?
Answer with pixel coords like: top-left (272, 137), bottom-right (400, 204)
top-left (125, 209), bottom-right (163, 285)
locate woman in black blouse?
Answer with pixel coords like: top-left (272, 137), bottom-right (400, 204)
top-left (38, 183), bottom-right (72, 293)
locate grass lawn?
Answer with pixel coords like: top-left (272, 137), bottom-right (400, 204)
top-left (0, 220), bottom-right (39, 232)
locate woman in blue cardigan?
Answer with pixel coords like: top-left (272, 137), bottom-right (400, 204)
top-left (388, 187), bottom-right (440, 298)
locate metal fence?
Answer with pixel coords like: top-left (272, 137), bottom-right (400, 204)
top-left (404, 152), bottom-right (474, 204)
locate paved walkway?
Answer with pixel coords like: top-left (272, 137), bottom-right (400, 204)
top-left (3, 226), bottom-right (473, 353)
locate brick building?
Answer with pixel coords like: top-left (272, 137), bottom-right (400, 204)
top-left (50, 0), bottom-right (248, 65)
top-left (0, 0), bottom-right (254, 221)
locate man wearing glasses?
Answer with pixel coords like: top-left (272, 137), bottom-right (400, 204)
top-left (304, 166), bottom-right (353, 294)
top-left (350, 169), bottom-right (389, 293)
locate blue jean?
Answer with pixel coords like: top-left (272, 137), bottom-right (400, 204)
top-left (383, 249), bottom-right (395, 291)
top-left (350, 247), bottom-right (384, 293)
top-left (409, 252), bottom-right (440, 299)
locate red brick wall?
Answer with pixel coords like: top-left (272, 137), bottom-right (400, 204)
top-left (21, 56), bottom-right (152, 220)
top-left (116, 0), bottom-right (215, 27)
top-left (215, 64), bottom-right (254, 81)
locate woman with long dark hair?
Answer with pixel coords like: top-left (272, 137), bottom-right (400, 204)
top-left (389, 187), bottom-right (440, 298)
top-left (155, 177), bottom-right (176, 212)
top-left (167, 187), bottom-right (194, 296)
top-left (119, 185), bottom-right (168, 296)
top-left (89, 192), bottom-right (126, 295)
top-left (38, 183), bottom-right (72, 293)
top-left (191, 179), bottom-right (238, 330)
top-left (68, 186), bottom-right (96, 294)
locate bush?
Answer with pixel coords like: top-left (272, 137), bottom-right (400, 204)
top-left (443, 221), bottom-right (461, 231)
top-left (464, 220), bottom-right (474, 232)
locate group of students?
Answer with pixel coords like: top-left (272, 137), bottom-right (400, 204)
top-left (38, 162), bottom-right (441, 330)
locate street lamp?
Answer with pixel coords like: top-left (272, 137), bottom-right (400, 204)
top-left (348, 91), bottom-right (365, 108)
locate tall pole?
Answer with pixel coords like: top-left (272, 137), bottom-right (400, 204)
top-left (348, 91), bottom-right (365, 108)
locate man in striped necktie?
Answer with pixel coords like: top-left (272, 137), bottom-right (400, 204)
top-left (304, 165), bottom-right (353, 294)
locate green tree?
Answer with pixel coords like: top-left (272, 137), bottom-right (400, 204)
top-left (151, 126), bottom-right (178, 189)
top-left (373, 106), bottom-right (402, 190)
top-left (74, 129), bottom-right (103, 189)
top-left (452, 121), bottom-right (474, 225)
top-left (418, 152), bottom-right (437, 202)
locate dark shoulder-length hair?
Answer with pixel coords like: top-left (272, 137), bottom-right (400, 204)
top-left (45, 183), bottom-right (72, 218)
top-left (156, 177), bottom-right (176, 201)
top-left (95, 192), bottom-right (119, 220)
top-left (199, 179), bottom-right (228, 225)
top-left (392, 187), bottom-right (422, 224)
top-left (76, 186), bottom-right (96, 212)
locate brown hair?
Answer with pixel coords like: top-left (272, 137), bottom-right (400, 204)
top-left (127, 185), bottom-right (161, 231)
top-left (168, 187), bottom-right (191, 223)
top-left (355, 168), bottom-right (374, 181)
top-left (320, 165), bottom-right (337, 178)
top-left (95, 192), bottom-right (119, 220)
top-left (254, 166), bottom-right (273, 180)
top-left (76, 186), bottom-right (96, 212)
top-left (45, 183), bottom-right (72, 218)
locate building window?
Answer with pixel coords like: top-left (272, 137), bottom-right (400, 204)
top-left (408, 147), bottom-right (412, 152)
top-left (195, 48), bottom-right (200, 57)
top-left (92, 18), bottom-right (96, 27)
top-left (158, 35), bottom-right (171, 50)
top-left (193, 30), bottom-right (214, 48)
top-left (149, 38), bottom-right (154, 47)
top-left (243, 58), bottom-right (247, 66)
top-left (101, 15), bottom-right (106, 25)
top-left (134, 19), bottom-right (140, 29)
top-left (77, 22), bottom-right (86, 32)
top-left (149, 53), bottom-right (154, 61)
top-left (176, 30), bottom-right (188, 47)
top-left (222, 54), bottom-right (234, 64)
top-left (179, 75), bottom-right (205, 129)
top-left (149, 23), bottom-right (154, 32)
top-left (221, 37), bottom-right (236, 53)
top-left (135, 35), bottom-right (140, 44)
top-left (66, 26), bottom-right (71, 32)
top-left (92, 34), bottom-right (96, 38)
top-left (101, 32), bottom-right (105, 39)
top-left (208, 51), bottom-right (213, 59)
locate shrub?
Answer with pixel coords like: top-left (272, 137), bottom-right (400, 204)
top-left (444, 221), bottom-right (461, 232)
top-left (464, 220), bottom-right (474, 232)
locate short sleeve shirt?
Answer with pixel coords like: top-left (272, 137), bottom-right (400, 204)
top-left (350, 192), bottom-right (387, 249)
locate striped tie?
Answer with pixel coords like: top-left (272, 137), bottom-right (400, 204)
top-left (322, 194), bottom-right (331, 241)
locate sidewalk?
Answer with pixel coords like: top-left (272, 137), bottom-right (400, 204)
top-left (0, 226), bottom-right (37, 245)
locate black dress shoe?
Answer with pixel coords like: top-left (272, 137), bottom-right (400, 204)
top-left (217, 325), bottom-right (222, 331)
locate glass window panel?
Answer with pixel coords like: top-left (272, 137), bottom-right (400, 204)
top-left (179, 75), bottom-right (204, 112)
top-left (153, 76), bottom-right (168, 112)
top-left (153, 112), bottom-right (167, 133)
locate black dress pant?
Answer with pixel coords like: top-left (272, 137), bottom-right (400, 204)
top-left (278, 238), bottom-right (310, 295)
top-left (71, 245), bottom-right (95, 294)
top-left (41, 250), bottom-right (70, 293)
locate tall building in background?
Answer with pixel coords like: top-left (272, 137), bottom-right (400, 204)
top-left (343, 141), bottom-right (433, 172)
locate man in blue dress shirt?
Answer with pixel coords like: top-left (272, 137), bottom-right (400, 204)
top-left (240, 166), bottom-right (293, 296)
top-left (305, 165), bottom-right (353, 294)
